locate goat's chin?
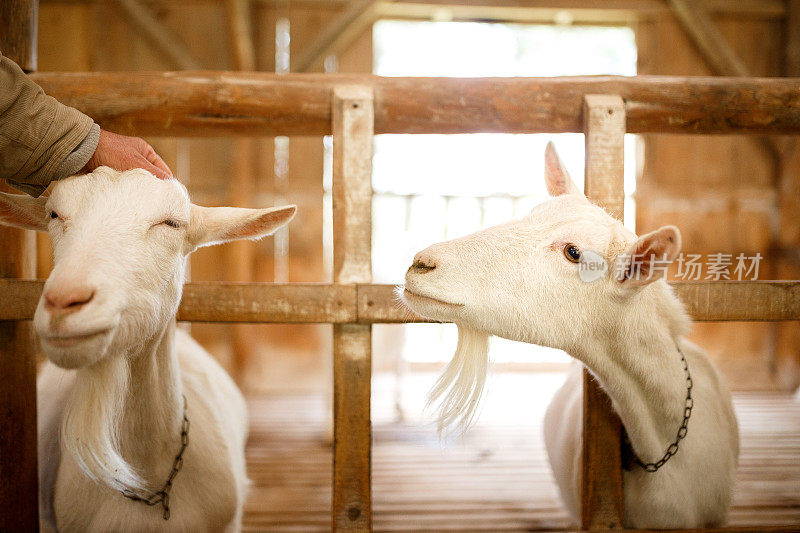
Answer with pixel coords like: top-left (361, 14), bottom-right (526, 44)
top-left (400, 288), bottom-right (465, 323)
top-left (40, 330), bottom-right (114, 369)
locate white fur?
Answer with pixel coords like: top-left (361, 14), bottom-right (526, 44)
top-left (400, 145), bottom-right (739, 529)
top-left (0, 168), bottom-right (296, 532)
top-left (426, 327), bottom-right (489, 436)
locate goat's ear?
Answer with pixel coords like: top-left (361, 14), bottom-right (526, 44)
top-left (616, 226), bottom-right (681, 287)
top-left (544, 142), bottom-right (583, 197)
top-left (188, 204), bottom-right (296, 249)
top-left (0, 192), bottom-right (49, 232)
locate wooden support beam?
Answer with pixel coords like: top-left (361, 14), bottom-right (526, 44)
top-left (580, 94), bottom-right (626, 530)
top-left (113, 0), bottom-right (202, 70)
top-left (3, 280), bottom-right (800, 323)
top-left (295, 0), bottom-right (380, 72)
top-left (0, 3), bottom-right (39, 530)
top-left (331, 86), bottom-right (374, 531)
top-left (29, 73), bottom-right (800, 137)
top-left (225, 0), bottom-right (256, 71)
top-left (668, 0), bottom-right (748, 76)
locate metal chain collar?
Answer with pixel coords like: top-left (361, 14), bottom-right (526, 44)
top-left (625, 344), bottom-right (694, 473)
top-left (121, 395), bottom-right (190, 520)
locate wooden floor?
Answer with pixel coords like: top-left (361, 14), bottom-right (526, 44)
top-left (242, 373), bottom-right (800, 532)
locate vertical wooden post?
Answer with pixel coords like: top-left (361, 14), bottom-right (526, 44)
top-left (580, 94), bottom-right (626, 530)
top-left (332, 86), bottom-right (373, 532)
top-left (0, 1), bottom-right (40, 531)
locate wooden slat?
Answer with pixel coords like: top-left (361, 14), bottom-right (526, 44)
top-left (28, 73), bottom-right (800, 137)
top-left (3, 280), bottom-right (799, 323)
top-left (332, 86), bottom-right (374, 532)
top-left (580, 94), bottom-right (626, 531)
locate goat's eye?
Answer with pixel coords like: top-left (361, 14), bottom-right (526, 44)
top-left (563, 244), bottom-right (581, 263)
top-left (161, 220), bottom-right (182, 229)
top-left (49, 211), bottom-right (59, 220)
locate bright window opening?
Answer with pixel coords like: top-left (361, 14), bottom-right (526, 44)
top-left (369, 20), bottom-right (638, 367)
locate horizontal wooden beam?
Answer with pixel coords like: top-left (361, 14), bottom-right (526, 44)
top-left (39, 0), bottom-right (789, 19)
top-left (2, 280), bottom-right (798, 323)
top-left (0, 280), bottom-right (357, 323)
top-left (29, 72), bottom-right (800, 137)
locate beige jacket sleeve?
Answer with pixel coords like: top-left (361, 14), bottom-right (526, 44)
top-left (0, 52), bottom-right (100, 197)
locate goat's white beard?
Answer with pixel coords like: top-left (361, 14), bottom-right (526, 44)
top-left (427, 326), bottom-right (490, 437)
top-left (61, 356), bottom-right (145, 493)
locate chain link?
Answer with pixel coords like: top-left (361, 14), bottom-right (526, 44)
top-left (633, 345), bottom-right (693, 473)
top-left (121, 395), bottom-right (190, 520)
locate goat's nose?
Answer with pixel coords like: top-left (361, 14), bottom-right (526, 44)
top-left (410, 254), bottom-right (437, 274)
top-left (44, 286), bottom-right (96, 313)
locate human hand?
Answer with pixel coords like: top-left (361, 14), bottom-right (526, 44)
top-left (83, 129), bottom-right (173, 180)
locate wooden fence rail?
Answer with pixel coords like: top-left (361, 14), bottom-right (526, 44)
top-left (28, 72), bottom-right (800, 137)
top-left (3, 280), bottom-right (799, 323)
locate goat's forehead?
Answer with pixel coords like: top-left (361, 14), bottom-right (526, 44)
top-left (528, 196), bottom-right (633, 250)
top-left (49, 169), bottom-right (190, 215)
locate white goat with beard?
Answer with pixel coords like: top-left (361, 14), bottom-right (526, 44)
top-left (0, 168), bottom-right (297, 532)
top-left (400, 143), bottom-right (738, 530)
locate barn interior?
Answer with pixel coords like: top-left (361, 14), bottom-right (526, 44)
top-left (7, 0), bottom-right (800, 531)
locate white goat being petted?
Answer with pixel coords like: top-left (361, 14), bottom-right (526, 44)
top-left (400, 144), bottom-right (739, 529)
top-left (0, 167), bottom-right (296, 532)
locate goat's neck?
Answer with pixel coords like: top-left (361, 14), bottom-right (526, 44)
top-left (569, 291), bottom-right (689, 462)
top-left (119, 319), bottom-right (184, 483)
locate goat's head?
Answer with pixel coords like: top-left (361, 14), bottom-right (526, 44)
top-left (0, 167), bottom-right (296, 369)
top-left (401, 144), bottom-right (682, 433)
top-left (402, 143), bottom-right (681, 351)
